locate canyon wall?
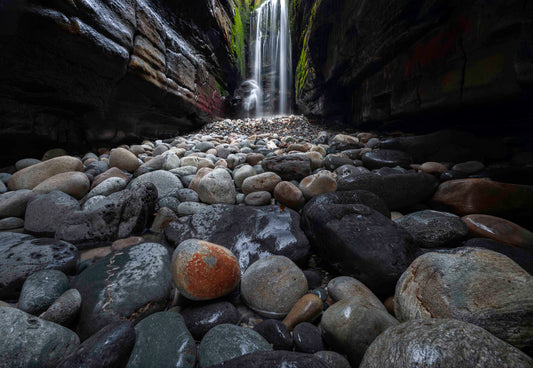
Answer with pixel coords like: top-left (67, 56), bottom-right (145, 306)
top-left (0, 0), bottom-right (248, 164)
top-left (291, 0), bottom-right (533, 130)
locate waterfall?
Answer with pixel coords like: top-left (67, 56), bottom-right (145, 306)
top-left (245, 0), bottom-right (292, 117)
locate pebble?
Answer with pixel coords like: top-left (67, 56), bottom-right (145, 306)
top-left (33, 171), bottom-right (90, 199)
top-left (198, 324), bottom-right (273, 367)
top-left (171, 166), bottom-right (197, 177)
top-left (244, 191), bottom-right (271, 205)
top-left (273, 181), bottom-right (305, 209)
top-left (293, 322), bottom-right (324, 353)
top-left (462, 214), bottom-right (533, 250)
top-left (176, 188), bottom-right (199, 202)
top-left (181, 301), bottom-right (240, 340)
top-left (253, 319), bottom-right (294, 350)
top-left (172, 239), bottom-right (240, 301)
top-left (198, 167), bottom-right (236, 204)
top-left (128, 169), bottom-right (183, 198)
top-left (109, 147), bottom-right (141, 172)
top-left (39, 288), bottom-right (82, 326)
top-left (282, 293), bottom-right (323, 330)
top-left (8, 156), bottom-right (84, 190)
top-left (42, 148), bottom-right (68, 160)
top-left (189, 167), bottom-right (213, 193)
top-left (18, 269), bottom-right (69, 315)
top-left (299, 171), bottom-right (337, 199)
top-left (242, 172), bottom-right (282, 194)
top-left (0, 216), bottom-right (24, 230)
top-left (241, 255), bottom-right (308, 318)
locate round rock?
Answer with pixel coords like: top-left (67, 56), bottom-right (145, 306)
top-left (109, 147), bottom-right (140, 172)
top-left (198, 168), bottom-right (236, 204)
top-left (241, 255), bottom-right (308, 318)
top-left (253, 319), bottom-right (293, 350)
top-left (242, 172), bottom-right (282, 194)
top-left (128, 169), bottom-right (183, 198)
top-left (172, 239), bottom-right (240, 301)
top-left (33, 171), bottom-right (90, 199)
top-left (18, 269), bottom-right (69, 315)
top-left (181, 301), bottom-right (240, 340)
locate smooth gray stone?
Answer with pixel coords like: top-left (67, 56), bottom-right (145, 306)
top-left (199, 324), bottom-right (272, 367)
top-left (18, 269), bottom-right (69, 315)
top-left (39, 289), bottom-right (82, 326)
top-left (127, 312), bottom-right (196, 368)
top-left (24, 191), bottom-right (80, 237)
top-left (128, 170), bottom-right (183, 198)
top-left (0, 189), bottom-right (38, 218)
top-left (359, 319), bottom-right (533, 368)
top-left (0, 307), bottom-right (79, 368)
top-left (0, 217), bottom-right (24, 230)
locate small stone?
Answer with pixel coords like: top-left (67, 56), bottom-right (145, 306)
top-left (462, 214), bottom-right (533, 250)
top-left (39, 289), bottom-right (82, 326)
top-left (419, 161), bottom-right (448, 174)
top-left (172, 239), bottom-right (240, 301)
top-left (57, 321), bottom-right (135, 368)
top-left (274, 181), bottom-right (305, 209)
top-left (262, 154), bottom-right (312, 181)
top-left (305, 151), bottom-right (324, 170)
top-left (293, 322), bottom-right (324, 354)
top-left (0, 217), bottom-right (24, 230)
top-left (323, 156), bottom-right (354, 171)
top-left (244, 191), bottom-right (271, 206)
top-left (181, 301), bottom-right (240, 340)
top-left (177, 202), bottom-right (209, 216)
top-left (18, 269), bottom-right (69, 315)
top-left (253, 319), bottom-right (293, 350)
top-left (198, 324), bottom-right (273, 367)
top-left (109, 147), bottom-right (140, 172)
top-left (111, 236), bottom-right (144, 252)
top-left (242, 172), bottom-right (282, 194)
top-left (452, 160), bottom-right (485, 174)
top-left (314, 351), bottom-right (351, 368)
top-left (33, 171), bottom-right (90, 199)
top-left (127, 312), bottom-right (196, 368)
top-left (171, 166), bottom-right (197, 177)
top-left (327, 276), bottom-right (385, 310)
top-left (198, 168), bottom-right (236, 204)
top-left (8, 156), bottom-right (84, 190)
top-left (299, 172), bottom-right (337, 199)
top-left (129, 169), bottom-right (183, 198)
top-left (282, 294), bottom-right (323, 330)
top-left (189, 167), bottom-right (213, 193)
top-left (241, 256), bottom-right (308, 318)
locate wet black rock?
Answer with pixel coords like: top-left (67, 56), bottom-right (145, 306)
top-left (253, 319), bottom-right (294, 351)
top-left (361, 149), bottom-right (412, 170)
top-left (293, 322), bottom-right (324, 354)
top-left (262, 154), bottom-right (312, 181)
top-left (181, 301), bottom-right (240, 340)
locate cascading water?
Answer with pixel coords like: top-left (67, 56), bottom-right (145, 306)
top-left (243, 0), bottom-right (292, 117)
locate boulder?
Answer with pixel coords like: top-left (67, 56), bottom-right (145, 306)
top-left (7, 156), bottom-right (83, 190)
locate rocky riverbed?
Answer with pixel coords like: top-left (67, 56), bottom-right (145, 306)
top-left (1, 115), bottom-right (533, 367)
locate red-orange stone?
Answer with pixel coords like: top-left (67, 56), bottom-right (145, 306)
top-left (171, 239), bottom-right (240, 301)
top-left (462, 214), bottom-right (533, 251)
top-left (431, 179), bottom-right (533, 216)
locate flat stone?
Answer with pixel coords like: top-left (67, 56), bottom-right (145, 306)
top-left (128, 170), bottom-right (183, 198)
top-left (394, 210), bottom-right (468, 248)
top-left (262, 154), bottom-right (312, 181)
top-left (24, 191), bottom-right (80, 237)
top-left (172, 239), bottom-right (240, 301)
top-left (57, 321), bottom-right (135, 368)
top-left (109, 147), bottom-right (140, 172)
top-left (0, 217), bottom-right (24, 230)
top-left (323, 156), bottom-right (354, 171)
top-left (419, 161), bottom-right (448, 174)
top-left (33, 171), bottom-right (90, 199)
top-left (299, 172), bottom-right (337, 199)
top-left (359, 319), bottom-right (533, 368)
top-left (320, 296), bottom-right (399, 367)
top-left (181, 301), bottom-right (240, 340)
top-left (395, 247), bottom-right (533, 353)
top-left (462, 214), bottom-right (533, 250)
top-left (127, 312), bottom-right (196, 368)
top-left (0, 233), bottom-right (78, 299)
top-left (0, 307), bottom-right (79, 368)
top-left (198, 324), bottom-right (272, 367)
top-left (74, 242), bottom-right (171, 339)
top-left (8, 156), bottom-right (84, 190)
top-left (241, 255), bottom-right (308, 318)
top-left (452, 160), bottom-right (485, 174)
top-left (18, 269), bottom-right (69, 315)
top-left (165, 204), bottom-right (310, 271)
top-left (0, 189), bottom-right (39, 218)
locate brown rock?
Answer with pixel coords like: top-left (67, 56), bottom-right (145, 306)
top-left (8, 156), bottom-right (84, 190)
top-left (299, 172), bottom-right (337, 199)
top-left (109, 147), bottom-right (140, 172)
top-left (91, 167), bottom-right (130, 190)
top-left (246, 153), bottom-right (265, 166)
top-left (33, 171), bottom-right (90, 199)
top-left (384, 296), bottom-right (394, 315)
top-left (282, 293), bottom-right (323, 330)
top-left (419, 161), bottom-right (448, 174)
top-left (80, 246), bottom-right (112, 261)
top-left (274, 181), bottom-right (305, 209)
top-left (431, 179), bottom-right (533, 216)
top-left (189, 167), bottom-right (213, 194)
top-left (462, 214), bottom-right (533, 250)
top-left (242, 172), bottom-right (282, 194)
top-left (111, 236), bottom-right (144, 252)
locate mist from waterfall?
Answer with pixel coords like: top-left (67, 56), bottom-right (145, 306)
top-left (244, 0), bottom-right (292, 117)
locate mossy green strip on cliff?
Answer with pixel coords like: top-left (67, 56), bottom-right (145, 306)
top-left (231, 1), bottom-right (246, 78)
top-left (295, 0), bottom-right (321, 99)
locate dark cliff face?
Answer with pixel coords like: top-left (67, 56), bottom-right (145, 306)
top-left (291, 0), bottom-right (533, 131)
top-left (0, 0), bottom-right (242, 165)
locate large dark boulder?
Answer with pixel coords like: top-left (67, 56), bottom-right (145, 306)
top-left (164, 204), bottom-right (310, 271)
top-left (302, 201), bottom-right (416, 297)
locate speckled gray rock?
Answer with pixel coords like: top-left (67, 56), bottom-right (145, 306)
top-left (127, 312), bottom-right (196, 368)
top-left (395, 247), bottom-right (533, 354)
top-left (165, 205), bottom-right (310, 271)
top-left (0, 233), bottom-right (78, 299)
top-left (394, 210), bottom-right (468, 248)
top-left (327, 276), bottom-right (385, 310)
top-left (18, 269), bottom-right (69, 315)
top-left (176, 188), bottom-right (199, 202)
top-left (177, 202), bottom-right (209, 216)
top-left (198, 324), bottom-right (273, 367)
top-left (39, 289), bottom-right (82, 326)
top-left (128, 170), bottom-right (183, 198)
top-left (244, 191), bottom-right (272, 206)
top-left (241, 256), bottom-right (308, 318)
top-left (57, 321), bottom-right (135, 368)
top-left (0, 217), bottom-right (24, 230)
top-left (85, 177), bottom-right (128, 199)
top-left (74, 242), bottom-right (172, 339)
top-left (359, 319), bottom-right (533, 368)
top-left (320, 296), bottom-right (399, 366)
top-left (24, 191), bottom-right (80, 237)
top-left (198, 168), bottom-right (235, 204)
top-left (0, 307), bottom-right (79, 368)
top-left (0, 189), bottom-right (38, 218)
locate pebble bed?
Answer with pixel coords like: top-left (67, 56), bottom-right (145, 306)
top-left (0, 115), bottom-right (533, 367)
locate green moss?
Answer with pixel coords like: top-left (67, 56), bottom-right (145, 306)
top-left (231, 2), bottom-right (246, 78)
top-left (295, 0), bottom-right (321, 99)
top-left (216, 80), bottom-right (229, 97)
